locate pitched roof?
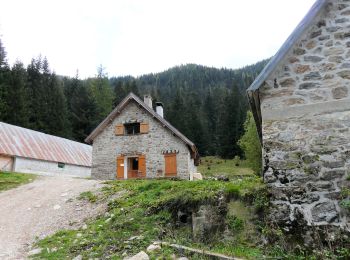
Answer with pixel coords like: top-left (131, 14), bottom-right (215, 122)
top-left (247, 0), bottom-right (327, 92)
top-left (246, 0), bottom-right (328, 141)
top-left (0, 122), bottom-right (92, 167)
top-left (85, 93), bottom-right (199, 161)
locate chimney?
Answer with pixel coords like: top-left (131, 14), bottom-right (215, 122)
top-left (156, 102), bottom-right (164, 118)
top-left (144, 95), bottom-right (152, 108)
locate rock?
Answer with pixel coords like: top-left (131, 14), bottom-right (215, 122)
top-left (326, 26), bottom-right (340, 33)
top-left (304, 56), bottom-right (323, 62)
top-left (341, 63), bottom-right (350, 69)
top-left (293, 48), bottom-right (306, 55)
top-left (82, 224), bottom-right (88, 230)
top-left (319, 35), bottom-right (330, 41)
top-left (311, 201), bottom-right (339, 223)
top-left (294, 64), bottom-right (311, 74)
top-left (192, 172), bottom-right (203, 180)
top-left (335, 18), bottom-right (349, 23)
top-left (303, 72), bottom-right (322, 81)
top-left (124, 251), bottom-right (149, 260)
top-left (329, 56), bottom-right (344, 63)
top-left (306, 40), bottom-right (316, 50)
top-left (177, 258), bottom-right (189, 260)
top-left (310, 29), bottom-right (322, 38)
top-left (307, 181), bottom-right (334, 191)
top-left (77, 233), bottom-right (82, 238)
top-left (146, 244), bottom-right (161, 252)
top-left (299, 82), bottom-right (320, 90)
top-left (289, 57), bottom-right (300, 63)
top-left (324, 47), bottom-right (345, 56)
top-left (28, 248), bottom-right (42, 255)
top-left (279, 78), bottom-right (295, 87)
top-left (332, 86), bottom-right (348, 99)
top-left (53, 204), bottom-right (61, 210)
top-left (337, 70), bottom-right (350, 79)
top-left (321, 169), bottom-right (345, 181)
top-left (217, 175), bottom-right (229, 182)
top-left (73, 255), bottom-right (83, 260)
top-left (323, 159), bottom-right (345, 168)
top-left (269, 203), bottom-right (291, 225)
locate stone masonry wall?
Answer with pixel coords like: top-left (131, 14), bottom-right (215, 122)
top-left (260, 0), bottom-right (350, 237)
top-left (91, 101), bottom-right (196, 180)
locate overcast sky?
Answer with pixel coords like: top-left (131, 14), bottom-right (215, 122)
top-left (0, 0), bottom-right (315, 78)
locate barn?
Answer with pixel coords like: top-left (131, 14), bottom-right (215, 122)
top-left (0, 122), bottom-right (92, 177)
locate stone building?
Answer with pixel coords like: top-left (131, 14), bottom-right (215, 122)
top-left (0, 122), bottom-right (91, 177)
top-left (85, 93), bottom-right (199, 180)
top-left (247, 0), bottom-right (349, 240)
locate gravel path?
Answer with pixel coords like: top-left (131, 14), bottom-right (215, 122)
top-left (0, 175), bottom-right (105, 259)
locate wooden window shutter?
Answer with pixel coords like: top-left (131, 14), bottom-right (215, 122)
top-left (140, 122), bottom-right (149, 134)
top-left (138, 155), bottom-right (146, 177)
top-left (116, 156), bottom-right (124, 179)
top-left (115, 124), bottom-right (124, 135)
top-left (164, 153), bottom-right (177, 177)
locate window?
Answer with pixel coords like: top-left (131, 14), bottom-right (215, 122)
top-left (58, 162), bottom-right (65, 168)
top-left (124, 123), bottom-right (140, 135)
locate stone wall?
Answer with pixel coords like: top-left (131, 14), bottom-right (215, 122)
top-left (260, 0), bottom-right (350, 238)
top-left (91, 101), bottom-right (196, 180)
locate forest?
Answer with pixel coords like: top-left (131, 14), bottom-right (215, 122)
top-left (0, 37), bottom-right (267, 158)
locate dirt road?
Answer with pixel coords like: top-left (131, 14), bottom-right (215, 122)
top-left (0, 175), bottom-right (104, 259)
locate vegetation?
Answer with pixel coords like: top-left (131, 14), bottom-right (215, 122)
top-left (238, 111), bottom-right (262, 175)
top-left (198, 156), bottom-right (254, 178)
top-left (32, 178), bottom-right (265, 259)
top-left (0, 37), bottom-right (268, 159)
top-left (0, 171), bottom-right (36, 192)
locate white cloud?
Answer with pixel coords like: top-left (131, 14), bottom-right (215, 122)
top-left (0, 0), bottom-right (315, 78)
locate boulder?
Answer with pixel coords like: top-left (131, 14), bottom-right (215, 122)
top-left (124, 251), bottom-right (149, 260)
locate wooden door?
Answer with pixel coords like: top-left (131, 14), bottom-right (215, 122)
top-left (138, 155), bottom-right (146, 178)
top-left (164, 153), bottom-right (177, 177)
top-left (116, 156), bottom-right (124, 179)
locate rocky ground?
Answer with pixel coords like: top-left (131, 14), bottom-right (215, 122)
top-left (0, 175), bottom-right (105, 260)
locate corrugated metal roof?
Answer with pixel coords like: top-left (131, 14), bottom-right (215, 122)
top-left (0, 122), bottom-right (92, 167)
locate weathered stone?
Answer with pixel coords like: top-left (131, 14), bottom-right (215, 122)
top-left (325, 40), bottom-right (333, 47)
top-left (337, 70), bottom-right (350, 79)
top-left (338, 4), bottom-right (349, 11)
top-left (324, 47), bottom-right (345, 56)
top-left (269, 203), bottom-right (291, 225)
top-left (279, 78), bottom-right (295, 88)
top-left (303, 72), bottom-right (322, 81)
top-left (146, 244), bottom-right (161, 252)
top-left (289, 57), bottom-right (300, 63)
top-left (323, 74), bottom-right (334, 80)
top-left (294, 48), bottom-right (306, 55)
top-left (326, 26), bottom-right (341, 33)
top-left (304, 162), bottom-right (322, 175)
top-left (324, 192), bottom-right (341, 200)
top-left (321, 169), bottom-right (345, 181)
top-left (124, 251), bottom-right (149, 260)
top-left (302, 154), bottom-right (319, 164)
top-left (329, 56), bottom-right (344, 63)
top-left (341, 63), bottom-right (350, 69)
top-left (317, 20), bottom-right (326, 27)
top-left (283, 98), bottom-right (306, 106)
top-left (310, 29), bottom-right (322, 38)
top-left (319, 35), bottom-right (330, 41)
top-left (294, 64), bottom-right (311, 74)
top-left (335, 18), bottom-right (349, 23)
top-left (320, 63), bottom-right (336, 71)
top-left (341, 10), bottom-right (350, 15)
top-left (323, 159), bottom-right (345, 168)
top-left (304, 56), bottom-right (323, 62)
top-left (311, 201), bottom-right (339, 223)
top-left (332, 86), bottom-right (348, 99)
top-left (310, 146), bottom-right (337, 154)
top-left (306, 40), bottom-right (316, 50)
top-left (299, 82), bottom-right (320, 90)
top-left (269, 160), bottom-right (299, 170)
top-left (307, 181), bottom-right (334, 192)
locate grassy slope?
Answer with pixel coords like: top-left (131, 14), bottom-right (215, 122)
top-left (199, 156), bottom-right (254, 178)
top-left (33, 177), bottom-right (265, 259)
top-left (0, 171), bottom-right (36, 192)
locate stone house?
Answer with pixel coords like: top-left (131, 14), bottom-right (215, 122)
top-left (85, 93), bottom-right (199, 180)
top-left (0, 122), bottom-right (91, 177)
top-left (247, 0), bottom-right (349, 239)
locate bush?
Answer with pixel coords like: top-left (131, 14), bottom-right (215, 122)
top-left (238, 111), bottom-right (262, 175)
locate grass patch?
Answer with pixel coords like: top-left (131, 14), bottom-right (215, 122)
top-left (78, 191), bottom-right (98, 203)
top-left (0, 171), bottom-right (36, 192)
top-left (198, 156), bottom-right (254, 178)
top-left (33, 177), bottom-right (265, 259)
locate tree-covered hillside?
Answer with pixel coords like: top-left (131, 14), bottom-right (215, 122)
top-left (0, 37), bottom-right (267, 158)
